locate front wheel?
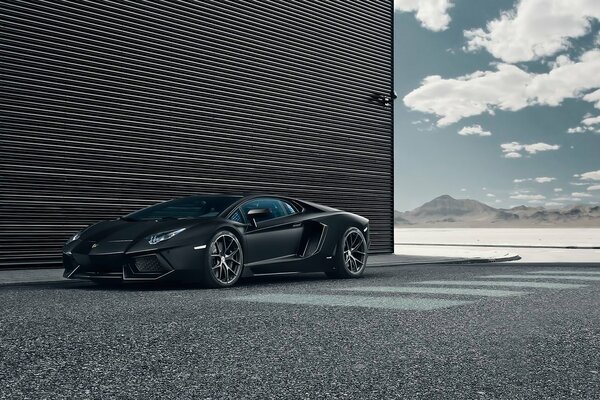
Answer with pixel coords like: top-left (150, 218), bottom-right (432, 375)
top-left (202, 231), bottom-right (244, 288)
top-left (327, 227), bottom-right (368, 279)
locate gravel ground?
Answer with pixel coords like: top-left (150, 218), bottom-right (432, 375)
top-left (1, 263), bottom-right (599, 399)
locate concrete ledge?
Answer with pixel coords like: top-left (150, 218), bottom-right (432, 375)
top-left (0, 268), bottom-right (69, 286)
top-left (368, 253), bottom-right (520, 267)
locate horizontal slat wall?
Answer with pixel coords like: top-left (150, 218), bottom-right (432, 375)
top-left (0, 0), bottom-right (394, 267)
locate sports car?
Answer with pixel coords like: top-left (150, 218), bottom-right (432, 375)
top-left (63, 194), bottom-right (369, 287)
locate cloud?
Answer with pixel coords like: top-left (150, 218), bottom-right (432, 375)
top-left (504, 152), bottom-right (522, 159)
top-left (588, 185), bottom-right (600, 191)
top-left (582, 115), bottom-right (600, 125)
top-left (514, 177), bottom-right (557, 183)
top-left (572, 192), bottom-right (593, 197)
top-left (580, 170), bottom-right (600, 180)
top-left (394, 0), bottom-right (454, 31)
top-left (567, 126), bottom-right (597, 134)
top-left (534, 177), bottom-right (556, 183)
top-left (458, 124), bottom-right (492, 136)
top-left (567, 114), bottom-right (600, 134)
top-left (583, 89), bottom-right (600, 108)
top-left (404, 65), bottom-right (531, 126)
top-left (545, 202), bottom-right (564, 207)
top-left (460, 188), bottom-right (467, 192)
top-left (486, 193), bottom-right (496, 197)
top-left (501, 142), bottom-right (560, 158)
top-left (464, 0), bottom-right (600, 63)
top-left (510, 194), bottom-right (546, 200)
top-left (554, 188), bottom-right (563, 192)
top-left (403, 50), bottom-right (600, 126)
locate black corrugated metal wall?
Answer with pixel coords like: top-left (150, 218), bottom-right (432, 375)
top-left (0, 0), bottom-right (393, 267)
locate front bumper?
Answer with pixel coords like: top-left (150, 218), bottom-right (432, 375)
top-left (63, 239), bottom-right (204, 282)
top-left (63, 252), bottom-right (178, 281)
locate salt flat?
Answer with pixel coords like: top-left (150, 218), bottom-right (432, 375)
top-left (394, 228), bottom-right (600, 262)
top-left (395, 228), bottom-right (600, 247)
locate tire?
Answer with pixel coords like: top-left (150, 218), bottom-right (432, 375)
top-left (327, 227), bottom-right (368, 279)
top-left (202, 230), bottom-right (244, 288)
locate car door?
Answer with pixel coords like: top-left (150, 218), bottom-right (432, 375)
top-left (238, 198), bottom-right (304, 266)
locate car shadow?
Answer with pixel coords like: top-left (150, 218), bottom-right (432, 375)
top-left (22, 272), bottom-right (332, 292)
top-left (3, 269), bottom-right (385, 292)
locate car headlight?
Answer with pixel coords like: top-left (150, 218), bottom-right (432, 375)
top-left (147, 228), bottom-right (186, 245)
top-left (66, 231), bottom-right (82, 244)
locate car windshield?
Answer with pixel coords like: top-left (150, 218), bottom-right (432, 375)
top-left (123, 196), bottom-right (242, 221)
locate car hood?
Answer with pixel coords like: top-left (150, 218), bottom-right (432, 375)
top-left (64, 217), bottom-right (227, 256)
top-left (80, 218), bottom-right (214, 243)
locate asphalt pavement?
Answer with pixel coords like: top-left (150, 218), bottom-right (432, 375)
top-left (1, 263), bottom-right (599, 399)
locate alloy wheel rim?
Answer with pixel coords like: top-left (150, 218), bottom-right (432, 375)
top-left (343, 230), bottom-right (366, 273)
top-left (210, 233), bottom-right (242, 284)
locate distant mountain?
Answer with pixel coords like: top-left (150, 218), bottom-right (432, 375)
top-left (396, 195), bottom-right (600, 227)
top-left (394, 210), bottom-right (413, 225)
top-left (409, 194), bottom-right (496, 217)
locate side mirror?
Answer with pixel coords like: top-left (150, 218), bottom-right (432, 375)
top-left (247, 208), bottom-right (271, 227)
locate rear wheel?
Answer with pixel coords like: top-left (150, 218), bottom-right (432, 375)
top-left (327, 227), bottom-right (367, 279)
top-left (203, 231), bottom-right (244, 288)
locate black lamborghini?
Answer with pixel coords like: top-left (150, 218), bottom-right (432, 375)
top-left (63, 194), bottom-right (369, 287)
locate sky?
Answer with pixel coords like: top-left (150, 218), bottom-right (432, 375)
top-left (393, 0), bottom-right (600, 211)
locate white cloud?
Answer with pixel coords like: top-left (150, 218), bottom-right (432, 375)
top-left (486, 193), bottom-right (496, 197)
top-left (567, 125), bottom-right (597, 134)
top-left (458, 124), bottom-right (492, 136)
top-left (510, 194), bottom-right (546, 200)
top-left (528, 200), bottom-right (544, 204)
top-left (403, 50), bottom-right (600, 126)
top-left (570, 182), bottom-right (589, 186)
top-left (501, 142), bottom-right (524, 153)
top-left (580, 170), bottom-right (600, 180)
top-left (545, 202), bottom-right (564, 207)
top-left (501, 142), bottom-right (560, 158)
top-left (582, 115), bottom-right (600, 125)
top-left (460, 188), bottom-right (467, 192)
top-left (587, 185), bottom-right (600, 191)
top-left (554, 188), bottom-right (563, 192)
top-left (464, 0), bottom-right (600, 63)
top-left (394, 0), bottom-right (454, 31)
top-left (514, 177), bottom-right (557, 183)
top-left (404, 65), bottom-right (531, 126)
top-left (554, 197), bottom-right (577, 201)
top-left (583, 89), bottom-right (600, 108)
top-left (567, 114), bottom-right (600, 133)
top-left (572, 192), bottom-right (593, 198)
top-left (504, 152), bottom-right (522, 159)
top-left (534, 177), bottom-right (556, 183)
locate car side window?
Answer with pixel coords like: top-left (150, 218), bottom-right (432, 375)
top-left (228, 209), bottom-right (244, 223)
top-left (239, 198), bottom-right (297, 223)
